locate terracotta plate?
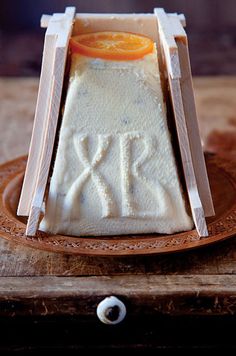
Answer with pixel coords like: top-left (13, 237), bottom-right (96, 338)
top-left (0, 155), bottom-right (235, 256)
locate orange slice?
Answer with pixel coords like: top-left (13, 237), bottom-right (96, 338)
top-left (70, 31), bottom-right (154, 60)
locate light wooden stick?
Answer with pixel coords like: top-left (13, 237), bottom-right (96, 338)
top-left (155, 9), bottom-right (181, 79)
top-left (155, 8), bottom-right (209, 236)
top-left (168, 13), bottom-right (186, 27)
top-left (41, 14), bottom-right (51, 28)
top-left (168, 15), bottom-right (214, 217)
top-left (25, 7), bottom-right (76, 235)
top-left (42, 13), bottom-right (186, 29)
top-left (17, 31), bottom-right (57, 216)
top-left (170, 78), bottom-right (208, 236)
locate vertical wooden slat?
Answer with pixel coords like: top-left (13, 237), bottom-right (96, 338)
top-left (17, 35), bottom-right (56, 216)
top-left (168, 15), bottom-right (214, 217)
top-left (155, 8), bottom-right (209, 236)
top-left (17, 7), bottom-right (76, 235)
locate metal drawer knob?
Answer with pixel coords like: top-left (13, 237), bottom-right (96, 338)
top-left (96, 296), bottom-right (126, 325)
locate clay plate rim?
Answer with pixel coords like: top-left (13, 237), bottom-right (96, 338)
top-left (0, 155), bottom-right (235, 256)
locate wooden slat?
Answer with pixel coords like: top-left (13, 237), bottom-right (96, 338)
top-left (155, 8), bottom-right (209, 236)
top-left (169, 17), bottom-right (215, 217)
top-left (17, 35), bottom-right (56, 216)
top-left (40, 13), bottom-right (186, 31)
top-left (24, 8), bottom-right (75, 235)
top-left (1, 275), bottom-right (236, 296)
top-left (170, 78), bottom-right (208, 236)
top-left (168, 13), bottom-right (186, 27)
top-left (154, 8), bottom-right (181, 79)
top-left (18, 9), bottom-right (75, 217)
top-left (0, 275), bottom-right (236, 316)
top-left (40, 14), bottom-right (51, 28)
top-left (168, 14), bottom-right (186, 39)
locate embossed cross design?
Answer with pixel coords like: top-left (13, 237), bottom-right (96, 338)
top-left (64, 134), bottom-right (117, 218)
top-left (64, 132), bottom-right (172, 219)
top-left (120, 132), bottom-right (173, 218)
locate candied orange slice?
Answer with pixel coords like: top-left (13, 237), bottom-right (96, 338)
top-left (70, 31), bottom-right (154, 60)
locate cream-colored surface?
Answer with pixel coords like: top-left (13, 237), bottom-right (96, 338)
top-left (40, 48), bottom-right (193, 236)
top-left (1, 76), bottom-right (235, 165)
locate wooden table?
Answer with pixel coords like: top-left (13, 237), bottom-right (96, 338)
top-left (0, 77), bottom-right (236, 352)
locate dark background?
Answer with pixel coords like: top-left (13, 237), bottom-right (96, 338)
top-left (0, 0), bottom-right (236, 76)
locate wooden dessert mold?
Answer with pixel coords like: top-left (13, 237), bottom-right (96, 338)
top-left (1, 155), bottom-right (236, 256)
top-left (17, 7), bottom-right (214, 237)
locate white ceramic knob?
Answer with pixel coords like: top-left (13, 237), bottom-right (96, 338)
top-left (96, 296), bottom-right (127, 325)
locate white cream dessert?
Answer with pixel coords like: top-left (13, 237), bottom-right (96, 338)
top-left (40, 31), bottom-right (193, 236)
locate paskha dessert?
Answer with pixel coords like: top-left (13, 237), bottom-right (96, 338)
top-left (40, 31), bottom-right (193, 236)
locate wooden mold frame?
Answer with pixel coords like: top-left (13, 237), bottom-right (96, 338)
top-left (17, 7), bottom-right (214, 237)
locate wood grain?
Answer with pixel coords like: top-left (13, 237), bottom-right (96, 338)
top-left (173, 18), bottom-right (214, 217)
top-left (23, 8), bottom-right (75, 235)
top-left (154, 8), bottom-right (181, 79)
top-left (0, 275), bottom-right (236, 317)
top-left (35, 13), bottom-right (183, 35)
top-left (155, 9), bottom-right (209, 236)
top-left (170, 78), bottom-right (207, 236)
top-left (17, 34), bottom-right (56, 216)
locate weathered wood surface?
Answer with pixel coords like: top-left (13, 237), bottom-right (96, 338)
top-left (0, 76), bottom-right (236, 316)
top-left (0, 275), bottom-right (236, 316)
top-left (0, 235), bottom-right (236, 277)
